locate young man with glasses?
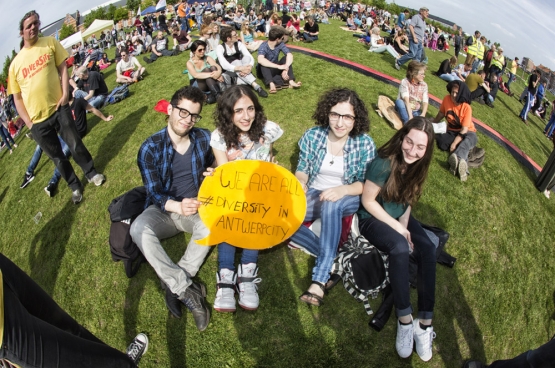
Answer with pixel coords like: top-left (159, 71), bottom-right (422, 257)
top-left (130, 86), bottom-right (214, 331)
top-left (9, 10), bottom-right (105, 204)
top-left (116, 50), bottom-right (146, 84)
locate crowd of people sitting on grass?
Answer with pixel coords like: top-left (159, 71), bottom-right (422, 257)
top-left (3, 4), bottom-right (555, 368)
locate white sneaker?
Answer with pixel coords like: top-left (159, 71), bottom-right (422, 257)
top-left (396, 317), bottom-right (414, 358)
top-left (414, 319), bottom-right (436, 362)
top-left (237, 263), bottom-right (261, 310)
top-left (214, 269), bottom-right (237, 312)
top-left (88, 173), bottom-right (106, 186)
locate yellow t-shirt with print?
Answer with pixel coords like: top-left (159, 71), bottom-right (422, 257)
top-left (7, 37), bottom-right (68, 124)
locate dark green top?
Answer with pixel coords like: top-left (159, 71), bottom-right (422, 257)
top-left (357, 157), bottom-right (408, 220)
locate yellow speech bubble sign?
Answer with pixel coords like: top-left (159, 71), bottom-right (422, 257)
top-left (197, 160), bottom-right (307, 249)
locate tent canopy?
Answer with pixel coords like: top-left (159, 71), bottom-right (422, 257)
top-left (141, 6), bottom-right (156, 15)
top-left (82, 19), bottom-right (114, 40)
top-left (60, 31), bottom-right (83, 51)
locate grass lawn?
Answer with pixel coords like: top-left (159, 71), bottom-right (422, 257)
top-left (1, 19), bottom-right (554, 367)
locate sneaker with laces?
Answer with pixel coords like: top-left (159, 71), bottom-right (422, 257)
top-left (179, 282), bottom-right (210, 331)
top-left (88, 173), bottom-right (106, 186)
top-left (214, 269), bottom-right (237, 312)
top-left (413, 319), bottom-right (436, 362)
top-left (44, 182), bottom-right (57, 197)
top-left (20, 172), bottom-right (35, 189)
top-left (448, 153), bottom-right (458, 176)
top-left (237, 263), bottom-right (261, 311)
top-left (126, 333), bottom-right (149, 365)
top-left (72, 189), bottom-right (83, 204)
top-left (394, 61), bottom-right (401, 70)
top-left (458, 159), bottom-right (468, 182)
top-left (396, 317), bottom-right (414, 358)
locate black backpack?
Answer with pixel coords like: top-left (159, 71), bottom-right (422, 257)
top-left (330, 215), bottom-right (390, 315)
top-left (107, 186), bottom-right (147, 278)
top-left (466, 35), bottom-right (474, 46)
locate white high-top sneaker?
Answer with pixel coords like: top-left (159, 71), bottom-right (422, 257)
top-left (213, 268), bottom-right (237, 312)
top-left (237, 263), bottom-right (261, 310)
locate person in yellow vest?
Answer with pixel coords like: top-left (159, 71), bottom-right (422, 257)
top-left (489, 47), bottom-right (505, 78)
top-left (470, 36), bottom-right (486, 73)
top-left (464, 30), bottom-right (481, 65)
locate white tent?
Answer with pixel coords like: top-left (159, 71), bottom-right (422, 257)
top-left (82, 19), bottom-right (114, 40)
top-left (60, 31), bottom-right (83, 51)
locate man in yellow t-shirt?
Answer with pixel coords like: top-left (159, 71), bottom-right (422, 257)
top-left (8, 10), bottom-right (105, 204)
top-left (506, 56), bottom-right (519, 90)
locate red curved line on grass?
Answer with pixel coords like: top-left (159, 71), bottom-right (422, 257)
top-left (288, 44), bottom-right (542, 174)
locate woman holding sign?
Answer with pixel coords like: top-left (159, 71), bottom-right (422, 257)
top-left (358, 117), bottom-right (436, 361)
top-left (290, 88), bottom-right (376, 307)
top-left (210, 85), bottom-right (283, 312)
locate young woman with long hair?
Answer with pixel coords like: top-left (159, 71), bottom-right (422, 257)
top-left (358, 116), bottom-right (436, 361)
top-left (210, 85), bottom-right (283, 312)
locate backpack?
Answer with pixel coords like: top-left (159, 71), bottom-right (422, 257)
top-left (107, 186), bottom-right (147, 278)
top-left (466, 35), bottom-right (474, 46)
top-left (106, 85), bottom-right (129, 105)
top-left (330, 215), bottom-right (390, 316)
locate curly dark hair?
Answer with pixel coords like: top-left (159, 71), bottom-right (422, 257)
top-left (213, 85), bottom-right (267, 150)
top-left (378, 116), bottom-right (434, 206)
top-left (170, 86), bottom-right (206, 108)
top-left (312, 88), bottom-right (369, 137)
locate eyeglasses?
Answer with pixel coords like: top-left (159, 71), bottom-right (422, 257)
top-left (172, 105), bottom-right (202, 122)
top-left (121, 53), bottom-right (127, 56)
top-left (196, 48), bottom-right (205, 52)
top-left (329, 112), bottom-right (355, 125)
top-left (231, 33), bottom-right (238, 37)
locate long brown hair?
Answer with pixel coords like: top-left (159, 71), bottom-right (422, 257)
top-left (378, 116), bottom-right (434, 206)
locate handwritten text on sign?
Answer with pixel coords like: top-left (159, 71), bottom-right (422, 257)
top-left (197, 160), bottom-right (307, 249)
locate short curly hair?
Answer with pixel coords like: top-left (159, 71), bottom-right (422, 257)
top-left (312, 88), bottom-right (370, 137)
top-left (213, 85), bottom-right (267, 150)
top-left (170, 86), bottom-right (206, 108)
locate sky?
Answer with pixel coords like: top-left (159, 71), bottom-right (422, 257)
top-left (1, 0), bottom-right (555, 70)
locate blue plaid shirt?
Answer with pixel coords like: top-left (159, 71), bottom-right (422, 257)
top-left (137, 127), bottom-right (214, 212)
top-left (296, 127), bottom-right (376, 188)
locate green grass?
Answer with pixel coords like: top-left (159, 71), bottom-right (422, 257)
top-left (1, 19), bottom-right (555, 367)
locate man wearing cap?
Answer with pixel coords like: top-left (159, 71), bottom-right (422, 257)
top-left (394, 7), bottom-right (428, 70)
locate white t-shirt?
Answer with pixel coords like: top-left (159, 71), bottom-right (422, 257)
top-left (117, 56), bottom-right (141, 74)
top-left (210, 120), bottom-right (283, 162)
top-left (311, 151), bottom-right (344, 191)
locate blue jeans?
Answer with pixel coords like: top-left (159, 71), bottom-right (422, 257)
top-left (397, 39), bottom-right (422, 66)
top-left (439, 73), bottom-right (457, 82)
top-left (0, 126), bottom-right (15, 150)
top-left (520, 91), bottom-right (534, 121)
top-left (506, 73), bottom-right (515, 88)
top-left (218, 243), bottom-right (258, 271)
top-left (73, 90), bottom-right (106, 109)
top-left (394, 99), bottom-right (421, 124)
top-left (471, 58), bottom-right (481, 74)
top-left (289, 188), bottom-right (360, 284)
top-left (359, 215), bottom-right (436, 319)
top-left (26, 138), bottom-right (69, 186)
top-left (544, 114), bottom-right (555, 137)
top-left (303, 33), bottom-right (318, 42)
